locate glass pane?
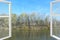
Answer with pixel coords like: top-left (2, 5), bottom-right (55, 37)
top-left (52, 2), bottom-right (60, 14)
top-left (0, 17), bottom-right (9, 38)
top-left (0, 2), bottom-right (9, 16)
top-left (52, 16), bottom-right (60, 37)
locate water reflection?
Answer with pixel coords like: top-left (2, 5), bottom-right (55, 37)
top-left (5, 29), bottom-right (57, 40)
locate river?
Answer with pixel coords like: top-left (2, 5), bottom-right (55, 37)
top-left (5, 29), bottom-right (57, 40)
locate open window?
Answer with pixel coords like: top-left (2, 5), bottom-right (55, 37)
top-left (50, 0), bottom-right (60, 40)
top-left (0, 0), bottom-right (11, 40)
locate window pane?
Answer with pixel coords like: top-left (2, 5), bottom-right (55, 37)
top-left (52, 2), bottom-right (60, 14)
top-left (0, 17), bottom-right (9, 38)
top-left (0, 2), bottom-right (9, 16)
top-left (52, 16), bottom-right (60, 37)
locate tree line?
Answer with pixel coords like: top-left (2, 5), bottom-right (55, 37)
top-left (11, 12), bottom-right (50, 29)
top-left (0, 12), bottom-right (50, 29)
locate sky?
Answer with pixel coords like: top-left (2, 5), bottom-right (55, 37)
top-left (1, 0), bottom-right (60, 20)
top-left (0, 0), bottom-right (54, 15)
top-left (11, 0), bottom-right (52, 15)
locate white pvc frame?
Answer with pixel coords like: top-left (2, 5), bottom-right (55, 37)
top-left (0, 0), bottom-right (11, 40)
top-left (50, 0), bottom-right (60, 40)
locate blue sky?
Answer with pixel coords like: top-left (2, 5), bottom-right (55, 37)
top-left (0, 0), bottom-right (54, 15)
top-left (11, 0), bottom-right (53, 15)
top-left (0, 2), bottom-right (9, 14)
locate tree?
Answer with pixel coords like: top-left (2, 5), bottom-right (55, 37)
top-left (11, 14), bottom-right (17, 27)
top-left (44, 16), bottom-right (49, 26)
top-left (17, 13), bottom-right (28, 27)
top-left (29, 12), bottom-right (37, 25)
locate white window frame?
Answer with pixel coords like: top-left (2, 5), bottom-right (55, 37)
top-left (50, 0), bottom-right (60, 40)
top-left (0, 0), bottom-right (11, 40)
